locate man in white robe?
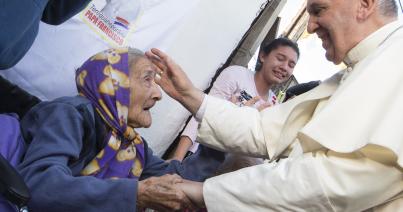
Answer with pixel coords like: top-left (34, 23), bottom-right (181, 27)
top-left (146, 0), bottom-right (403, 211)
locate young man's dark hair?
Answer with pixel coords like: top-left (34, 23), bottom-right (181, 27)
top-left (256, 37), bottom-right (300, 72)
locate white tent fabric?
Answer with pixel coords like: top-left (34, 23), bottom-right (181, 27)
top-left (2, 0), bottom-right (267, 156)
top-left (2, 0), bottom-right (198, 100)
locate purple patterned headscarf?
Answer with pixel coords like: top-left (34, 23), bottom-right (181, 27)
top-left (76, 47), bottom-right (145, 179)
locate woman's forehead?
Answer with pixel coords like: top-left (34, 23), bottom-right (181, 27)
top-left (130, 57), bottom-right (156, 76)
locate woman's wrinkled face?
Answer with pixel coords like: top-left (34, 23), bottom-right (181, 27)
top-left (127, 57), bottom-right (162, 128)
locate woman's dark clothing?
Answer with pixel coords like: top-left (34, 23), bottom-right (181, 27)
top-left (18, 96), bottom-right (224, 212)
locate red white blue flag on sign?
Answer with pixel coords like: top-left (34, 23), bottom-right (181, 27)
top-left (114, 16), bottom-right (130, 29)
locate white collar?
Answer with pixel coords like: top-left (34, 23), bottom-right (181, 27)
top-left (344, 20), bottom-right (403, 67)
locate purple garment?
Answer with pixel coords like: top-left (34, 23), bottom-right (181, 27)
top-left (0, 114), bottom-right (25, 166)
top-left (76, 48), bottom-right (145, 179)
top-left (0, 114), bottom-right (26, 212)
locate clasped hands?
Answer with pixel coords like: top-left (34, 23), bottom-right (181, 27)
top-left (137, 174), bottom-right (204, 211)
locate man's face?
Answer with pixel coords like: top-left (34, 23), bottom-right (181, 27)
top-left (307, 0), bottom-right (360, 64)
top-left (128, 57), bottom-right (162, 128)
top-left (259, 45), bottom-right (298, 85)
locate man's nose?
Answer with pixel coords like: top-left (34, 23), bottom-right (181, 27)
top-left (307, 16), bottom-right (318, 34)
top-left (280, 61), bottom-right (288, 72)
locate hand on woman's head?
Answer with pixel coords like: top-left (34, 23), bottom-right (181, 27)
top-left (145, 48), bottom-right (195, 101)
top-left (145, 48), bottom-right (205, 115)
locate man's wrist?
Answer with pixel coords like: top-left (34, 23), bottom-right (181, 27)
top-left (195, 94), bottom-right (207, 122)
top-left (181, 88), bottom-right (205, 115)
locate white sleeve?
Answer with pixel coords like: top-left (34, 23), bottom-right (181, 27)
top-left (203, 150), bottom-right (402, 212)
top-left (197, 95), bottom-right (269, 157)
top-left (196, 94), bottom-right (298, 158)
top-left (181, 66), bottom-right (244, 143)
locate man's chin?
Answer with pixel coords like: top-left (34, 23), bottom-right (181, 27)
top-left (325, 51), bottom-right (336, 64)
top-left (324, 48), bottom-right (344, 64)
top-left (326, 54), bottom-right (343, 65)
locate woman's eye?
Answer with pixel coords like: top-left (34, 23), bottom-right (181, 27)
top-left (144, 75), bottom-right (153, 81)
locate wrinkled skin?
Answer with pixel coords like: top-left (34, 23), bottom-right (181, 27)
top-left (128, 57), bottom-right (162, 128)
top-left (137, 174), bottom-right (195, 211)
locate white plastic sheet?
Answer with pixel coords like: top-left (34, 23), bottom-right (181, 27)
top-left (2, 0), bottom-right (267, 156)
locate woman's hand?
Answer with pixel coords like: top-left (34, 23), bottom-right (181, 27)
top-left (137, 174), bottom-right (195, 211)
top-left (146, 48), bottom-right (205, 115)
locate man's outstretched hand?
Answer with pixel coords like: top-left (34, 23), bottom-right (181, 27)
top-left (146, 48), bottom-right (205, 115)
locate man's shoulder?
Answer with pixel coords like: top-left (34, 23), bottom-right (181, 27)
top-left (221, 65), bottom-right (253, 78)
top-left (223, 65), bottom-right (249, 73)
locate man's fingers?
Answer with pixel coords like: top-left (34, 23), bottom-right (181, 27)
top-left (165, 174), bottom-right (183, 183)
top-left (154, 75), bottom-right (163, 87)
top-left (181, 194), bottom-right (197, 210)
top-left (155, 186), bottom-right (193, 211)
top-left (230, 95), bottom-right (238, 104)
top-left (257, 102), bottom-right (273, 111)
top-left (157, 174), bottom-right (183, 186)
top-left (150, 48), bottom-right (168, 61)
top-left (147, 50), bottom-right (182, 86)
top-left (170, 174), bottom-right (183, 180)
top-left (171, 187), bottom-right (196, 211)
top-left (244, 96), bottom-right (260, 106)
top-left (138, 175), bottom-right (194, 212)
top-left (146, 52), bottom-right (166, 72)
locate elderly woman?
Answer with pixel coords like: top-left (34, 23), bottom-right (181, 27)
top-left (17, 47), bottom-right (223, 212)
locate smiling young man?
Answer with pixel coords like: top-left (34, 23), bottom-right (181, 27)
top-left (147, 0), bottom-right (403, 211)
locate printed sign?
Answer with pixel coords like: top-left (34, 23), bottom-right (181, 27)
top-left (81, 1), bottom-right (142, 46)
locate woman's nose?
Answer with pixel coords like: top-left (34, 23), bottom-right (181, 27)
top-left (152, 85), bottom-right (162, 101)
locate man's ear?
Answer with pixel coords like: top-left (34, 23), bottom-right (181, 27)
top-left (357, 0), bottom-right (377, 21)
top-left (258, 51), bottom-right (266, 63)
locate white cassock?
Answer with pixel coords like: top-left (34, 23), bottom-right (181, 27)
top-left (196, 21), bottom-right (403, 212)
